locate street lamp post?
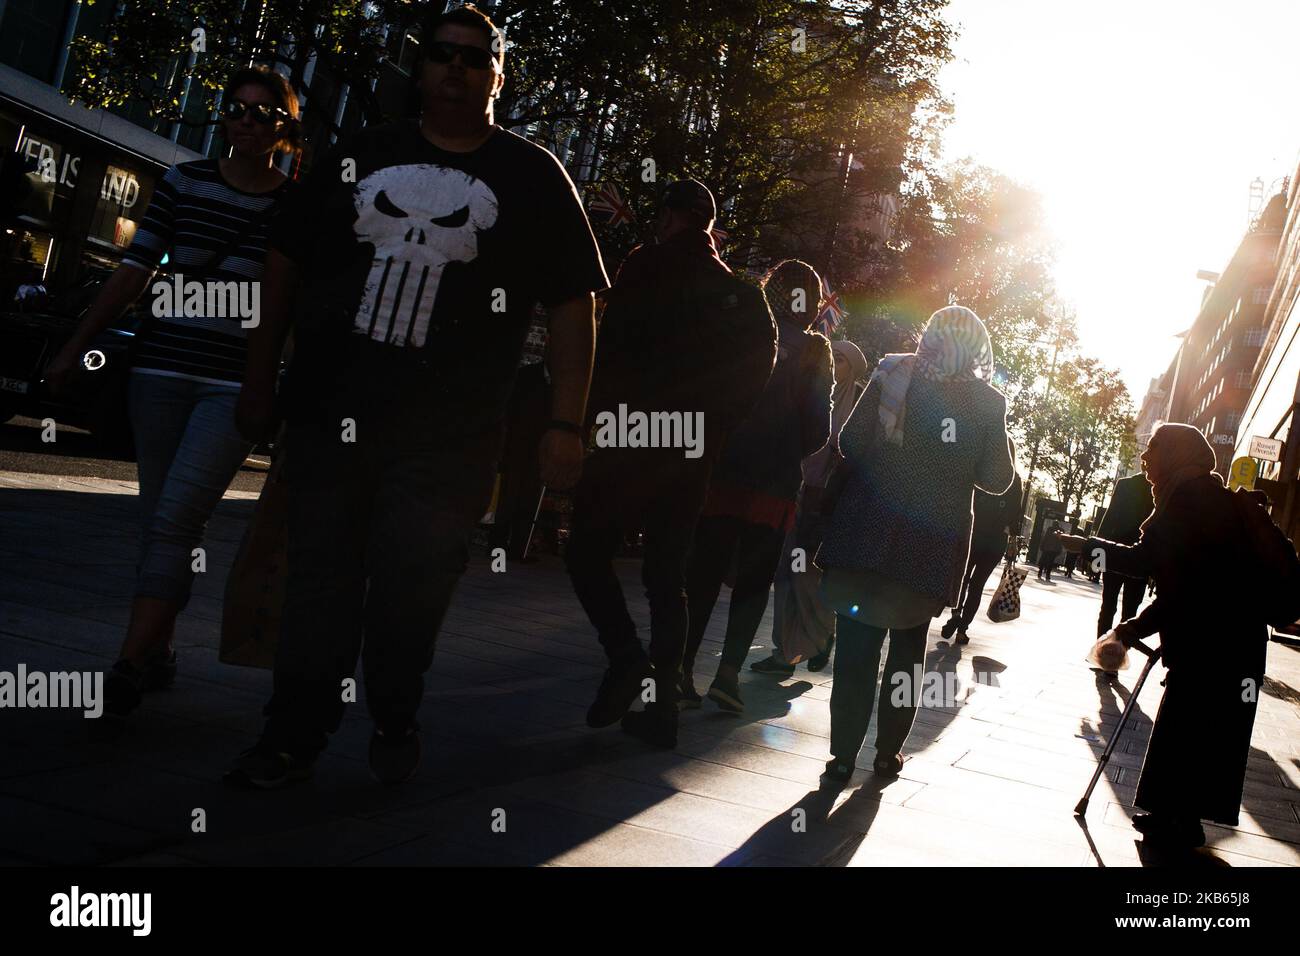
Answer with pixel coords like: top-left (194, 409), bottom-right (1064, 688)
top-left (1018, 321), bottom-right (1066, 531)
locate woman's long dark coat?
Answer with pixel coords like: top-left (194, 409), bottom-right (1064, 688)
top-left (1088, 473), bottom-right (1269, 825)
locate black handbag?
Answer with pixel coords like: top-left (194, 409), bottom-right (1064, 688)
top-left (814, 383), bottom-right (877, 518)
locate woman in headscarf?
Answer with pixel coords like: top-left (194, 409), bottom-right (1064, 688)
top-left (817, 306), bottom-right (1014, 781)
top-left (751, 339), bottom-right (870, 677)
top-left (1061, 423), bottom-right (1269, 850)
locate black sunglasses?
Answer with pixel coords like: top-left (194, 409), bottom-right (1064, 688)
top-left (426, 40), bottom-right (498, 71)
top-left (223, 99), bottom-right (287, 125)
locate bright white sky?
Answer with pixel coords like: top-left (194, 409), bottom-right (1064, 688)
top-left (938, 0), bottom-right (1300, 401)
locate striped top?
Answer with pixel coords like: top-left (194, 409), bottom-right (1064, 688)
top-left (121, 160), bottom-right (291, 385)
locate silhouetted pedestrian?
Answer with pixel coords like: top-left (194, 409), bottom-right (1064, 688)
top-left (1037, 521), bottom-right (1062, 581)
top-left (565, 180), bottom-right (776, 748)
top-left (680, 259), bottom-right (834, 713)
top-left (226, 5), bottom-right (607, 788)
top-left (1094, 470), bottom-right (1153, 638)
top-left (1062, 423), bottom-right (1271, 849)
top-left (817, 306), bottom-right (1014, 781)
top-left (941, 439), bottom-right (1021, 644)
top-left (45, 66), bottom-right (301, 717)
top-left (753, 339), bottom-right (869, 677)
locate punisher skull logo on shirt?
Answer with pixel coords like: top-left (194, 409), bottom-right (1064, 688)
top-left (351, 163), bottom-right (499, 348)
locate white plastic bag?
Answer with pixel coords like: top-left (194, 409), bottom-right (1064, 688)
top-left (1086, 629), bottom-right (1131, 671)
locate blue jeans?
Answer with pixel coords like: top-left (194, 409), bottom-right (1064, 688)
top-left (128, 372), bottom-right (252, 607)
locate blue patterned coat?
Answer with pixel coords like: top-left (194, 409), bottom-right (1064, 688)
top-left (817, 375), bottom-right (1015, 606)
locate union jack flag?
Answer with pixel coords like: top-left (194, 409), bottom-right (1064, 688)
top-left (816, 277), bottom-right (847, 335)
top-left (587, 182), bottom-right (635, 226)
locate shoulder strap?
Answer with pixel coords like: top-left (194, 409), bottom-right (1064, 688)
top-left (188, 199), bottom-right (281, 280)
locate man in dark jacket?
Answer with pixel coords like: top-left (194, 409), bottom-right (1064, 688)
top-left (1094, 470), bottom-right (1154, 637)
top-left (941, 447), bottom-right (1022, 644)
top-left (565, 180), bottom-right (777, 747)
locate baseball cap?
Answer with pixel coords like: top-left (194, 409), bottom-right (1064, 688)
top-left (661, 179), bottom-right (716, 221)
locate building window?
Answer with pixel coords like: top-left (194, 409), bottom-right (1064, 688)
top-left (1252, 285), bottom-right (1271, 305)
top-left (1235, 371), bottom-right (1252, 389)
top-left (1244, 328), bottom-right (1267, 346)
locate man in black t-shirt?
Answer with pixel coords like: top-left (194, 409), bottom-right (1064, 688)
top-left (227, 5), bottom-right (607, 789)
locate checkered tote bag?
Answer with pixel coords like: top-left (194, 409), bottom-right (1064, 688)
top-left (986, 562), bottom-right (1028, 623)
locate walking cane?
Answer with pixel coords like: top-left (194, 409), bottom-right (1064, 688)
top-left (1074, 639), bottom-right (1160, 817)
top-left (520, 483), bottom-right (547, 561)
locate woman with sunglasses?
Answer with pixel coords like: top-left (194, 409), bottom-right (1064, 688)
top-left (46, 67), bottom-right (302, 716)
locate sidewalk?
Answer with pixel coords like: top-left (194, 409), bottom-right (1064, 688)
top-left (1, 471), bottom-right (1298, 867)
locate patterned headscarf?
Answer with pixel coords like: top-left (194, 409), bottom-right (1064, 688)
top-left (1139, 423), bottom-right (1221, 533)
top-left (870, 306), bottom-right (994, 446)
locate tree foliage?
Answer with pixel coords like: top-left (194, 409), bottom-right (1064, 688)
top-left (62, 0), bottom-right (1133, 488)
top-left (68, 0), bottom-right (410, 142)
top-left (494, 0), bottom-right (956, 275)
top-left (1027, 357), bottom-right (1137, 516)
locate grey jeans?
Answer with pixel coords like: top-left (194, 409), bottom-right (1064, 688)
top-left (128, 371), bottom-right (252, 607)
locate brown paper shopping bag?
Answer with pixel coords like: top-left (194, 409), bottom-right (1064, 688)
top-left (220, 446), bottom-right (289, 669)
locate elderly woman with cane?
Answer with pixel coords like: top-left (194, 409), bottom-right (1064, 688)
top-left (1060, 423), bottom-right (1270, 850)
top-left (817, 306), bottom-right (1014, 781)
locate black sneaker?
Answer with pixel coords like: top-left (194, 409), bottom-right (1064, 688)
top-left (369, 724), bottom-right (421, 786)
top-left (104, 659), bottom-right (146, 716)
top-left (621, 704), bottom-right (678, 748)
top-left (140, 648), bottom-right (177, 691)
top-left (824, 757), bottom-right (854, 782)
top-left (807, 638), bottom-right (835, 672)
top-left (707, 674), bottom-right (744, 714)
top-left (223, 743), bottom-right (315, 789)
top-left (750, 655), bottom-right (796, 677)
top-left (940, 616), bottom-right (960, 639)
top-left (587, 652), bottom-right (650, 728)
top-left (955, 628), bottom-right (970, 645)
top-left (677, 674), bottom-right (702, 710)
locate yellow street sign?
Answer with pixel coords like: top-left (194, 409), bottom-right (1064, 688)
top-left (1228, 456), bottom-right (1258, 491)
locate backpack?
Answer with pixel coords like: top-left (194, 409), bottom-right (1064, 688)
top-left (591, 261), bottom-right (775, 437)
top-left (1230, 488), bottom-right (1300, 629)
top-left (674, 268), bottom-right (778, 435)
